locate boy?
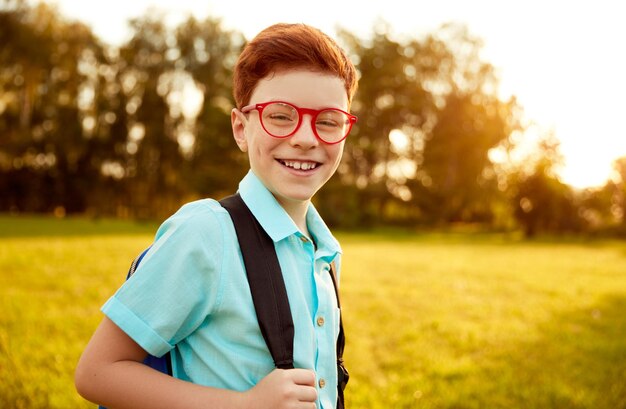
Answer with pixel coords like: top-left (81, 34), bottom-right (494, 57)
top-left (75, 23), bottom-right (358, 409)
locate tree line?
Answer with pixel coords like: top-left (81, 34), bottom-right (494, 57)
top-left (1, 1), bottom-right (625, 236)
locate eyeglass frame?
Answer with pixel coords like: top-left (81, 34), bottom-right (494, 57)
top-left (240, 100), bottom-right (358, 145)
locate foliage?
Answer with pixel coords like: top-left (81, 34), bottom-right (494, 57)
top-left (507, 134), bottom-right (585, 237)
top-left (0, 1), bottom-right (101, 213)
top-left (578, 157), bottom-right (626, 236)
top-left (319, 24), bottom-right (522, 228)
top-left (410, 25), bottom-right (522, 225)
top-left (0, 3), bottom-right (244, 220)
top-left (175, 16), bottom-right (248, 198)
top-left (0, 2), bottom-right (624, 235)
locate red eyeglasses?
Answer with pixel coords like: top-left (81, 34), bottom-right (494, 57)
top-left (241, 101), bottom-right (357, 144)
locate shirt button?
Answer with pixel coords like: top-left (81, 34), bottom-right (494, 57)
top-left (300, 236), bottom-right (308, 242)
top-left (318, 378), bottom-right (326, 388)
top-left (316, 316), bottom-right (325, 327)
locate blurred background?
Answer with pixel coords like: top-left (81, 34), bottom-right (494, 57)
top-left (1, 0), bottom-right (626, 236)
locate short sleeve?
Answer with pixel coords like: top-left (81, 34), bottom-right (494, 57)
top-left (102, 200), bottom-right (225, 358)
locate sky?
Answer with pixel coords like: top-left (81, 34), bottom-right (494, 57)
top-left (42, 0), bottom-right (626, 189)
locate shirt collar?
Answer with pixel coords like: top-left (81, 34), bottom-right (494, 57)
top-left (237, 170), bottom-right (342, 256)
top-left (306, 203), bottom-right (342, 257)
top-left (238, 170), bottom-right (299, 242)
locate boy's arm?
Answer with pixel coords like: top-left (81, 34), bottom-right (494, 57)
top-left (75, 317), bottom-right (318, 409)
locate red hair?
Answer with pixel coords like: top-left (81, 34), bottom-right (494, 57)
top-left (233, 23), bottom-right (358, 109)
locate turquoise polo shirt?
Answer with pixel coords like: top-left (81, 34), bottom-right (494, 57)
top-left (102, 170), bottom-right (342, 409)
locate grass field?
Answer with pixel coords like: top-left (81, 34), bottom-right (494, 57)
top-left (1, 215), bottom-right (625, 409)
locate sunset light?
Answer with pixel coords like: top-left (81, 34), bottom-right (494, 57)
top-left (18, 0), bottom-right (626, 190)
top-left (4, 3), bottom-right (626, 408)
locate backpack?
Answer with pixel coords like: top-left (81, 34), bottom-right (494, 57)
top-left (99, 193), bottom-right (348, 409)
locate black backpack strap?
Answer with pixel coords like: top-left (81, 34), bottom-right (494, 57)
top-left (219, 193), bottom-right (295, 369)
top-left (221, 193), bottom-right (348, 408)
top-left (329, 261), bottom-right (349, 409)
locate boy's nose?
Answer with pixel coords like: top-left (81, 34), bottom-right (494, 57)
top-left (289, 115), bottom-right (319, 149)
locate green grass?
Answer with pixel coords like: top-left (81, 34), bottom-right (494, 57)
top-left (1, 215), bottom-right (625, 409)
top-left (338, 232), bottom-right (626, 409)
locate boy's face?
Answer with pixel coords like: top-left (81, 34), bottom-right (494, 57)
top-left (232, 69), bottom-right (349, 209)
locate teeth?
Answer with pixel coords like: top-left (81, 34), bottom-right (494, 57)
top-left (282, 160), bottom-right (317, 170)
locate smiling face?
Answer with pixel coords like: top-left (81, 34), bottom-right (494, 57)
top-left (231, 69), bottom-right (349, 212)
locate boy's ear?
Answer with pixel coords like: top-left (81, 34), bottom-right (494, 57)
top-left (231, 108), bottom-right (248, 152)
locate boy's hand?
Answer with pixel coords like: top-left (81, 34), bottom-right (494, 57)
top-left (243, 368), bottom-right (317, 409)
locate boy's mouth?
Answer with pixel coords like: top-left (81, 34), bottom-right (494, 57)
top-left (277, 159), bottom-right (320, 171)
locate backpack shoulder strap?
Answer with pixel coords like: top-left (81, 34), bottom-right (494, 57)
top-left (329, 261), bottom-right (349, 408)
top-left (127, 246), bottom-right (151, 278)
top-left (219, 193), bottom-right (295, 369)
top-left (328, 261), bottom-right (345, 357)
top-left (221, 194), bottom-right (348, 408)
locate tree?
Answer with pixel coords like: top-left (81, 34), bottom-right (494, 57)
top-left (581, 156), bottom-right (626, 235)
top-left (114, 13), bottom-right (191, 219)
top-left (0, 3), bottom-right (251, 218)
top-left (612, 157), bottom-right (626, 228)
top-left (319, 24), bottom-right (437, 227)
top-left (320, 23), bottom-right (522, 228)
top-left (0, 1), bottom-right (103, 213)
top-left (509, 134), bottom-right (583, 237)
top-left (175, 16), bottom-right (247, 199)
top-left (413, 24), bottom-right (522, 224)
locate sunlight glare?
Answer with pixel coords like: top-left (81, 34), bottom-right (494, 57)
top-left (44, 0), bottom-right (626, 189)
